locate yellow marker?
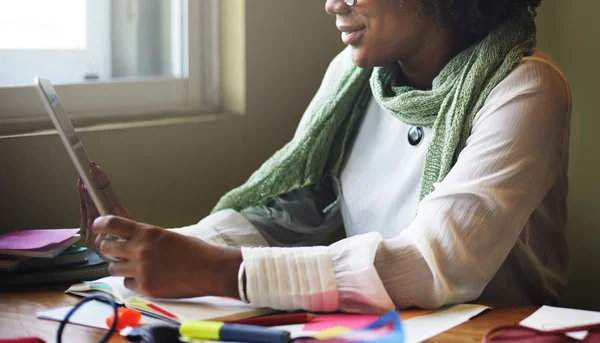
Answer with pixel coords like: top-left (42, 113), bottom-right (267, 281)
top-left (180, 320), bottom-right (290, 343)
top-left (180, 321), bottom-right (224, 341)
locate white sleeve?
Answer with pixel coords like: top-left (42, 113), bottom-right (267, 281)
top-left (242, 57), bottom-right (571, 312)
top-left (170, 209), bottom-right (270, 248)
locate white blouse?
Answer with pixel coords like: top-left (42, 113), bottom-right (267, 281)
top-left (173, 48), bottom-right (572, 313)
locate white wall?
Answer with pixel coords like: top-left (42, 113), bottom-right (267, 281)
top-left (536, 0), bottom-right (600, 310)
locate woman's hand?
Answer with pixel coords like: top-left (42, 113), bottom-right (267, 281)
top-left (76, 163), bottom-right (132, 255)
top-left (92, 215), bottom-right (243, 299)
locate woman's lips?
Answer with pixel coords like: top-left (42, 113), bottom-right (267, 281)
top-left (339, 26), bottom-right (366, 45)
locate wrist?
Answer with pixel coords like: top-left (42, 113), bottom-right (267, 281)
top-left (217, 246), bottom-right (243, 299)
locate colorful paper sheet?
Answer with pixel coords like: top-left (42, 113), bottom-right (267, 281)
top-left (296, 310), bottom-right (405, 343)
top-left (303, 309), bottom-right (434, 332)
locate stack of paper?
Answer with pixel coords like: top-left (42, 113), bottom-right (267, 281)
top-left (0, 229), bottom-right (81, 271)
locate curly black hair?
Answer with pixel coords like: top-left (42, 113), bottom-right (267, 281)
top-left (405, 0), bottom-right (542, 43)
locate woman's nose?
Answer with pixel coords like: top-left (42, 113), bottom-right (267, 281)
top-left (325, 0), bottom-right (351, 15)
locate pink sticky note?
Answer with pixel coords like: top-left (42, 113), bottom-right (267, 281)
top-left (303, 314), bottom-right (379, 332)
top-left (0, 229), bottom-right (80, 250)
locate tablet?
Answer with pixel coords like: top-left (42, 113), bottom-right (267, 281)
top-left (34, 77), bottom-right (116, 218)
top-left (34, 77), bottom-right (124, 262)
top-left (35, 78), bottom-right (125, 264)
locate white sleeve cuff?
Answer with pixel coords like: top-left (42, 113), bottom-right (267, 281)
top-left (240, 232), bottom-right (394, 313)
top-left (329, 232), bottom-right (395, 314)
top-left (171, 209), bottom-right (270, 248)
top-left (242, 246), bottom-right (339, 312)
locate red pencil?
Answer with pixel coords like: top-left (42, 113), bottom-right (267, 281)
top-left (224, 313), bottom-right (318, 326)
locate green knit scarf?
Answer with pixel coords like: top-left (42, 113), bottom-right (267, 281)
top-left (212, 13), bottom-right (537, 213)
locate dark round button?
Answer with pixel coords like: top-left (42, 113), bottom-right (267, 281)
top-left (408, 126), bottom-right (424, 146)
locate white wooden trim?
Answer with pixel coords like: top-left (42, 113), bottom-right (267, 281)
top-left (192, 0), bottom-right (221, 109)
top-left (171, 0), bottom-right (184, 78)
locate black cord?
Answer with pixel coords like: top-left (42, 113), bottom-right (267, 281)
top-left (57, 294), bottom-right (119, 343)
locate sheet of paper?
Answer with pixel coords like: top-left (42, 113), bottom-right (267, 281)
top-left (0, 229), bottom-right (79, 250)
top-left (520, 305), bottom-right (600, 340)
top-left (36, 299), bottom-right (166, 330)
top-left (276, 305), bottom-right (488, 341)
top-left (402, 304), bottom-right (489, 343)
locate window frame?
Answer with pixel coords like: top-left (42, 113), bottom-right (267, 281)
top-left (0, 0), bottom-right (220, 134)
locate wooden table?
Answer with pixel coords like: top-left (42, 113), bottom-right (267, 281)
top-left (0, 284), bottom-right (538, 342)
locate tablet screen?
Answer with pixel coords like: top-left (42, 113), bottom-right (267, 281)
top-left (34, 77), bottom-right (113, 217)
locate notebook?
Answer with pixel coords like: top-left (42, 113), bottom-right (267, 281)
top-left (0, 229), bottom-right (80, 258)
top-left (0, 246), bottom-right (88, 272)
top-left (0, 258), bottom-right (21, 272)
top-left (66, 276), bottom-right (276, 324)
top-left (0, 250), bottom-right (108, 286)
top-left (18, 246), bottom-right (88, 270)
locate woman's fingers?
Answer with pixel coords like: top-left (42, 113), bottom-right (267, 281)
top-left (99, 237), bottom-right (133, 260)
top-left (90, 163), bottom-right (123, 207)
top-left (92, 215), bottom-right (140, 239)
top-left (76, 178), bottom-right (88, 219)
top-left (89, 163), bottom-right (134, 219)
top-left (82, 183), bottom-right (100, 219)
top-left (77, 178), bottom-right (100, 251)
top-left (94, 232), bottom-right (104, 249)
top-left (77, 179), bottom-right (88, 232)
top-left (123, 277), bottom-right (141, 294)
top-left (114, 205), bottom-right (133, 219)
top-left (108, 262), bottom-right (137, 278)
top-left (89, 162), bottom-right (111, 191)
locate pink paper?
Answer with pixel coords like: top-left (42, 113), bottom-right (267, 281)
top-left (0, 229), bottom-right (80, 250)
top-left (303, 310), bottom-right (436, 332)
top-left (303, 314), bottom-right (380, 331)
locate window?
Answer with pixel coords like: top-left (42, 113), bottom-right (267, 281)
top-left (0, 0), bottom-right (220, 133)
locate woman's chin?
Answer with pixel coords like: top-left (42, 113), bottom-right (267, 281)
top-left (350, 49), bottom-right (372, 68)
top-left (350, 49), bottom-right (396, 68)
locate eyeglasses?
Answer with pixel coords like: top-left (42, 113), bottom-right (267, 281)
top-left (343, 0), bottom-right (357, 7)
top-left (483, 323), bottom-right (600, 343)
